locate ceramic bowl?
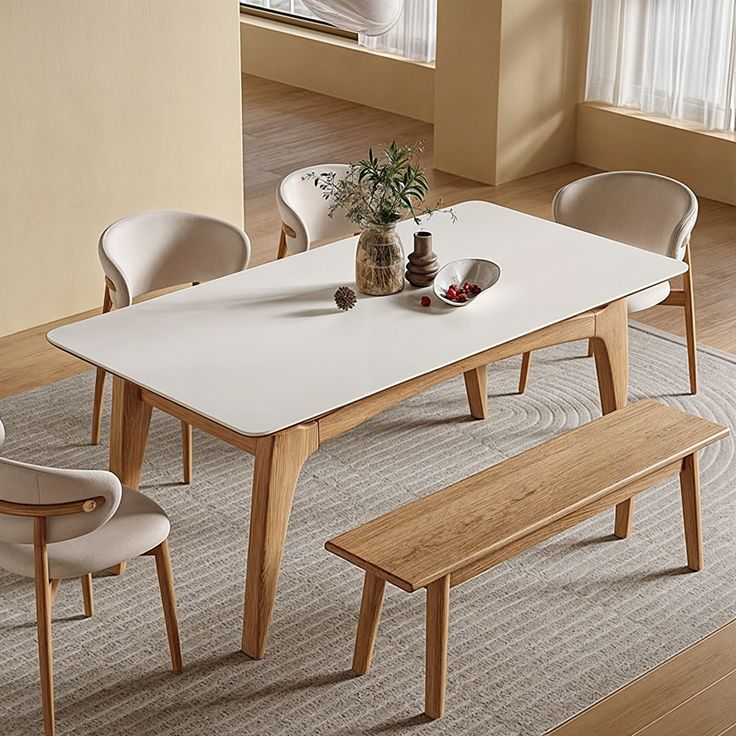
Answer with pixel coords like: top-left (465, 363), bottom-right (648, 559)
top-left (433, 258), bottom-right (501, 307)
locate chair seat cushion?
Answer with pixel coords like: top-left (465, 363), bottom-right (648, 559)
top-left (0, 487), bottom-right (170, 580)
top-left (627, 281), bottom-right (670, 313)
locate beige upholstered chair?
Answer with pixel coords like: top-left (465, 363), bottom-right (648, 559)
top-left (276, 164), bottom-right (353, 258)
top-left (0, 418), bottom-right (181, 736)
top-left (92, 211), bottom-right (251, 483)
top-left (518, 171), bottom-right (699, 395)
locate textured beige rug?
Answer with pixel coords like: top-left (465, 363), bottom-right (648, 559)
top-left (0, 323), bottom-right (734, 736)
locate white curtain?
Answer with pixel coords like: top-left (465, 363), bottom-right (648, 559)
top-left (359, 0), bottom-right (437, 63)
top-left (586, 0), bottom-right (736, 132)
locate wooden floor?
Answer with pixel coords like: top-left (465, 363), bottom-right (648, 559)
top-left (0, 75), bottom-right (734, 734)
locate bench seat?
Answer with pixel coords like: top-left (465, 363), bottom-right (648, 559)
top-left (326, 400), bottom-right (729, 719)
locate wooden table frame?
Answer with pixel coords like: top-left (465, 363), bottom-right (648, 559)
top-left (108, 297), bottom-right (629, 660)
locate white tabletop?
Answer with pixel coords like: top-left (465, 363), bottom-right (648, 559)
top-left (49, 201), bottom-right (686, 437)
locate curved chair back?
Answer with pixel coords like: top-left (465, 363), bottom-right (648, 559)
top-left (99, 211), bottom-right (251, 309)
top-left (277, 164), bottom-right (353, 255)
top-left (553, 171), bottom-right (698, 261)
top-left (0, 421), bottom-right (121, 544)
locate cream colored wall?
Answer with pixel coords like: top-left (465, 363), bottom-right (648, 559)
top-left (576, 104), bottom-right (736, 206)
top-left (0, 0), bottom-right (244, 338)
top-left (433, 0), bottom-right (502, 183)
top-left (241, 16), bottom-right (435, 123)
top-left (495, 0), bottom-right (586, 184)
top-left (433, 0), bottom-right (586, 185)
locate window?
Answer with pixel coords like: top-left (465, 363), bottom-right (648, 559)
top-left (240, 1), bottom-right (356, 38)
top-left (586, 0), bottom-right (736, 132)
top-left (241, 1), bottom-right (438, 64)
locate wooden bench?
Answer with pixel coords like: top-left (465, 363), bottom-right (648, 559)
top-left (325, 400), bottom-right (729, 719)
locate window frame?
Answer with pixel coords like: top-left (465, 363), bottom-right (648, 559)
top-left (239, 3), bottom-right (358, 41)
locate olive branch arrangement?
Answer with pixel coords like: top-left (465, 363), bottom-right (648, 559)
top-left (305, 142), bottom-right (456, 228)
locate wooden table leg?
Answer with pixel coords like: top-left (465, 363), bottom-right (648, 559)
top-left (463, 367), bottom-right (488, 419)
top-left (241, 422), bottom-right (319, 659)
top-left (109, 376), bottom-right (152, 490)
top-left (590, 298), bottom-right (632, 537)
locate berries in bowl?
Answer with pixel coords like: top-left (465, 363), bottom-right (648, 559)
top-left (433, 258), bottom-right (501, 307)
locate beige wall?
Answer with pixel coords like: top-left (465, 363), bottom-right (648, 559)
top-left (241, 16), bottom-right (435, 123)
top-left (495, 0), bottom-right (587, 184)
top-left (433, 0), bottom-right (502, 183)
top-left (576, 104), bottom-right (736, 206)
top-left (434, 0), bottom-right (586, 185)
top-left (0, 0), bottom-right (244, 337)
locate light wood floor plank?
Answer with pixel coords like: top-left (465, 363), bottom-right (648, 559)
top-left (549, 620), bottom-right (736, 736)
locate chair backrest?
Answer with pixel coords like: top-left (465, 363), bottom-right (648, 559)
top-left (0, 420), bottom-right (121, 544)
top-left (552, 171), bottom-right (698, 260)
top-left (99, 211), bottom-right (251, 309)
top-left (277, 164), bottom-right (354, 255)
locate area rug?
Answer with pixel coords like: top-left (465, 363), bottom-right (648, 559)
top-left (0, 323), bottom-right (733, 736)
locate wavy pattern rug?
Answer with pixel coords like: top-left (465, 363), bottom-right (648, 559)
top-left (0, 323), bottom-right (734, 736)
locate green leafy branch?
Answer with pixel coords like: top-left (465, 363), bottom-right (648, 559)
top-left (305, 142), bottom-right (456, 229)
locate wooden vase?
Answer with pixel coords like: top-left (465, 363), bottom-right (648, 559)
top-left (355, 225), bottom-right (405, 296)
top-left (406, 231), bottom-right (439, 287)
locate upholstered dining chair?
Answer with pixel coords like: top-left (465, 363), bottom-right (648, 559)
top-left (0, 418), bottom-right (182, 736)
top-left (276, 164), bottom-right (354, 258)
top-left (92, 211), bottom-right (252, 483)
top-left (518, 171), bottom-right (699, 395)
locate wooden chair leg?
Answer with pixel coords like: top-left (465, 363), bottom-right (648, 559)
top-left (49, 579), bottom-right (61, 608)
top-left (153, 540), bottom-right (182, 673)
top-left (33, 519), bottom-right (55, 736)
top-left (277, 228), bottom-right (289, 260)
top-left (518, 352), bottom-right (532, 394)
top-left (425, 575), bottom-right (450, 720)
top-left (81, 574), bottom-right (94, 617)
top-left (91, 368), bottom-right (106, 445)
top-left (683, 242), bottom-right (698, 394)
top-left (352, 573), bottom-right (386, 676)
top-left (91, 285), bottom-right (113, 445)
top-left (181, 421), bottom-right (193, 485)
top-left (679, 453), bottom-right (703, 571)
top-left (108, 561), bottom-right (127, 576)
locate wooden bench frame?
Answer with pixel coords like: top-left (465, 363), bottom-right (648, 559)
top-left (326, 403), bottom-right (729, 719)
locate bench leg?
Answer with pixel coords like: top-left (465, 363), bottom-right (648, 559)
top-left (679, 453), bottom-right (703, 571)
top-left (425, 575), bottom-right (450, 720)
top-left (463, 367), bottom-right (488, 420)
top-left (352, 572), bottom-right (386, 676)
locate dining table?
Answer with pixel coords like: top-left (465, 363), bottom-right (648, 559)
top-left (48, 200), bottom-right (687, 659)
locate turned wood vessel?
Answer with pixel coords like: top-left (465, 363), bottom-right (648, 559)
top-left (406, 231), bottom-right (440, 287)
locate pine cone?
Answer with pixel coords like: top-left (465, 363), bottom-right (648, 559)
top-left (334, 286), bottom-right (357, 311)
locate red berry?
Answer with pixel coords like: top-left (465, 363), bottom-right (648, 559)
top-left (420, 296), bottom-right (431, 307)
top-left (457, 293), bottom-right (467, 303)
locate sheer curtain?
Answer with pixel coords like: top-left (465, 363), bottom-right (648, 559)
top-left (359, 0), bottom-right (437, 63)
top-left (586, 0), bottom-right (736, 132)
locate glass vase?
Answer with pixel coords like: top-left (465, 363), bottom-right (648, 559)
top-left (355, 224), bottom-right (405, 296)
